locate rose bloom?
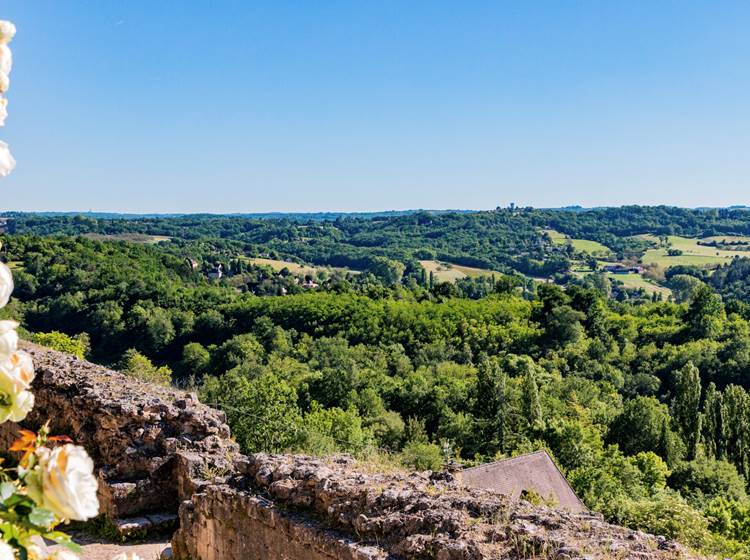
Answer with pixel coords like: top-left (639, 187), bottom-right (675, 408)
top-left (0, 97), bottom-right (7, 127)
top-left (0, 261), bottom-right (13, 308)
top-left (111, 555), bottom-right (143, 560)
top-left (0, 71), bottom-right (8, 95)
top-left (29, 444), bottom-right (99, 521)
top-left (0, 320), bottom-right (19, 356)
top-left (0, 21), bottom-right (15, 45)
top-left (0, 140), bottom-right (14, 177)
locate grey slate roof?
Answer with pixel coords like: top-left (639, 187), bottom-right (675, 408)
top-left (460, 450), bottom-right (586, 512)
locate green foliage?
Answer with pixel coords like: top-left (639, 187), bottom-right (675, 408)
top-left (704, 497), bottom-right (750, 543)
top-left (606, 490), bottom-right (711, 549)
top-left (31, 331), bottom-right (89, 360)
top-left (201, 370), bottom-right (303, 453)
top-left (608, 397), bottom-right (684, 466)
top-left (669, 457), bottom-right (747, 507)
top-left (685, 285), bottom-right (726, 340)
top-left (399, 441), bottom-right (444, 471)
top-left (671, 362), bottom-right (702, 459)
top-left (119, 349), bottom-right (172, 386)
top-left (302, 403), bottom-right (372, 455)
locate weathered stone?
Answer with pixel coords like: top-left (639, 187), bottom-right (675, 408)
top-left (172, 454), bottom-right (700, 560)
top-left (0, 343), bottom-right (239, 521)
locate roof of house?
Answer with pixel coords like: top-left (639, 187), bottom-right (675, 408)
top-left (460, 450), bottom-right (586, 512)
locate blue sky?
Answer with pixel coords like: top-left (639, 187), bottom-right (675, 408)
top-left (2, 1), bottom-right (749, 212)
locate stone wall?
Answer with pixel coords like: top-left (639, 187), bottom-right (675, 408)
top-left (172, 484), bottom-right (386, 560)
top-left (172, 454), bottom-right (697, 560)
top-left (5, 343), bottom-right (238, 530)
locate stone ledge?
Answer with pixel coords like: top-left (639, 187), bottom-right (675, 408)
top-left (3, 343), bottom-right (239, 521)
top-left (172, 454), bottom-right (699, 560)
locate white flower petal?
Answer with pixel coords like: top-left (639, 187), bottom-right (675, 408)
top-left (0, 320), bottom-right (19, 355)
top-left (0, 140), bottom-right (15, 177)
top-left (7, 389), bottom-right (33, 421)
top-left (0, 21), bottom-right (15, 45)
top-left (0, 262), bottom-right (12, 307)
top-left (0, 541), bottom-right (15, 560)
top-left (0, 97), bottom-right (7, 126)
top-left (0, 45), bottom-right (11, 77)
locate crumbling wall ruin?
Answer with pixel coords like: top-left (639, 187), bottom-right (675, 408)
top-left (7, 344), bottom-right (698, 559)
top-left (2, 343), bottom-right (238, 534)
top-left (172, 454), bottom-right (696, 560)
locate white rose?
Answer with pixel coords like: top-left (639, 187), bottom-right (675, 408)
top-left (0, 140), bottom-right (15, 177)
top-left (0, 97), bottom-right (7, 127)
top-left (0, 45), bottom-right (11, 77)
top-left (31, 444), bottom-right (99, 521)
top-left (0, 350), bottom-right (35, 392)
top-left (0, 262), bottom-right (12, 308)
top-left (110, 555), bottom-right (143, 560)
top-left (0, 541), bottom-right (14, 560)
top-left (0, 72), bottom-right (8, 94)
top-left (0, 321), bottom-right (19, 356)
top-left (0, 21), bottom-right (15, 45)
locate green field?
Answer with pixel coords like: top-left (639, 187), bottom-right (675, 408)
top-left (641, 235), bottom-right (745, 268)
top-left (82, 233), bottom-right (171, 244)
top-left (247, 257), bottom-right (355, 276)
top-left (420, 260), bottom-right (498, 283)
top-left (702, 235), bottom-right (750, 244)
top-left (605, 272), bottom-right (672, 297)
top-left (543, 229), bottom-right (612, 256)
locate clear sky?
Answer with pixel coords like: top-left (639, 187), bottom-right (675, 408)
top-left (2, 1), bottom-right (749, 213)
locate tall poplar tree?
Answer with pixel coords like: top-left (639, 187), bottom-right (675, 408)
top-left (702, 382), bottom-right (724, 459)
top-left (671, 362), bottom-right (702, 459)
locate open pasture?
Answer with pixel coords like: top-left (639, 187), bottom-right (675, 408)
top-left (82, 233), bottom-right (171, 244)
top-left (606, 272), bottom-right (672, 297)
top-left (247, 257), bottom-right (355, 276)
top-left (543, 229), bottom-right (612, 256)
top-left (419, 260), bottom-right (498, 283)
top-left (641, 235), bottom-right (745, 268)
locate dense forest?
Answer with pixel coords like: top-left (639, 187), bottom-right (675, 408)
top-left (5, 207), bottom-right (750, 557)
top-left (7, 206), bottom-right (750, 278)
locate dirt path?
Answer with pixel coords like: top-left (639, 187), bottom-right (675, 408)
top-left (47, 539), bottom-right (169, 560)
